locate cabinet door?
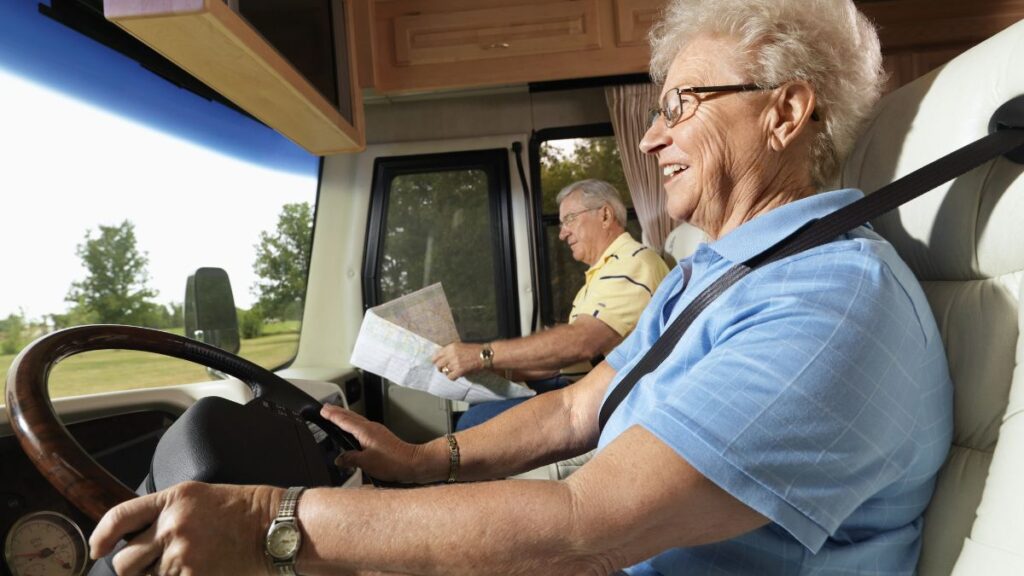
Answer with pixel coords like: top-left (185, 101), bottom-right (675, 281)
top-left (612, 0), bottom-right (662, 47)
top-left (393, 0), bottom-right (602, 66)
top-left (372, 0), bottom-right (654, 93)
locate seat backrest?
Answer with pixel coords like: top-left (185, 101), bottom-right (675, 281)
top-left (663, 221), bottom-right (706, 264)
top-left (841, 20), bottom-right (1024, 575)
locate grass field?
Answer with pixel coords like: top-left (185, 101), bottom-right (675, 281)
top-left (1, 329), bottom-right (300, 401)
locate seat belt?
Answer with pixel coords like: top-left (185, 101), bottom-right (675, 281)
top-left (598, 101), bottom-right (1024, 433)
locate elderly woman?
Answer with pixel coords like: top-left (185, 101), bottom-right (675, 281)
top-left (90, 0), bottom-right (952, 574)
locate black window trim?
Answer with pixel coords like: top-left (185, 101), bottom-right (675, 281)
top-left (361, 149), bottom-right (520, 420)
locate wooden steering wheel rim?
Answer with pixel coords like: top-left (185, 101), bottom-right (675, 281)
top-left (3, 324), bottom-right (311, 522)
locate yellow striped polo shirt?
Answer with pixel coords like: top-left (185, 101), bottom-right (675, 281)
top-left (561, 232), bottom-right (670, 379)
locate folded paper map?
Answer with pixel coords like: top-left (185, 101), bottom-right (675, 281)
top-left (351, 284), bottom-right (535, 403)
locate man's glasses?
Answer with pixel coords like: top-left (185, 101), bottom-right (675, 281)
top-left (647, 83), bottom-right (777, 129)
top-left (559, 207), bottom-right (601, 229)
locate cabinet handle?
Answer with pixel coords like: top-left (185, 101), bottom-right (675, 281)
top-left (484, 42), bottom-right (511, 50)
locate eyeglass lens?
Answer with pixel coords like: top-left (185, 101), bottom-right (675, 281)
top-left (650, 91), bottom-right (695, 128)
top-left (560, 207), bottom-right (598, 228)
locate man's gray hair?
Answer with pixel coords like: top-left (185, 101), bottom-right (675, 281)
top-left (648, 0), bottom-right (885, 189)
top-left (556, 179), bottom-right (628, 227)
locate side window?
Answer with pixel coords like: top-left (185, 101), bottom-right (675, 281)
top-left (532, 127), bottom-right (643, 325)
top-left (365, 150), bottom-right (518, 342)
top-left (0, 2), bottom-right (318, 400)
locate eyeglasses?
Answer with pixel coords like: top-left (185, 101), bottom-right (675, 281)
top-left (647, 83), bottom-right (777, 129)
top-left (559, 207), bottom-right (601, 229)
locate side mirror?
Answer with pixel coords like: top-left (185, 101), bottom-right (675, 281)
top-left (184, 267), bottom-right (240, 354)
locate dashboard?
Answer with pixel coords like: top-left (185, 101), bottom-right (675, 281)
top-left (1, 410), bottom-right (176, 576)
top-left (0, 377), bottom-right (352, 576)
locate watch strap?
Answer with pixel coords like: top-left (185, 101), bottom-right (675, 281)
top-left (267, 486), bottom-right (305, 575)
top-left (279, 486), bottom-right (303, 519)
top-left (275, 564), bottom-right (298, 576)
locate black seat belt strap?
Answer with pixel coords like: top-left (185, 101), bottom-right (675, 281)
top-left (598, 124), bottom-right (1024, 433)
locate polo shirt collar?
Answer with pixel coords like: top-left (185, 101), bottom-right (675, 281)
top-left (708, 188), bottom-right (865, 264)
top-left (586, 232), bottom-right (633, 278)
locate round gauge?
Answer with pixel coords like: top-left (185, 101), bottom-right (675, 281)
top-left (4, 511), bottom-right (88, 576)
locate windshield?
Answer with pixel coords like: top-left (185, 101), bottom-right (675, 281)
top-left (0, 1), bottom-right (319, 400)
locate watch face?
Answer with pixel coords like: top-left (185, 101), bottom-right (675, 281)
top-left (266, 522), bottom-right (301, 560)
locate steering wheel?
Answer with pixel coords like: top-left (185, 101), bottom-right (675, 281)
top-left (4, 324), bottom-right (359, 523)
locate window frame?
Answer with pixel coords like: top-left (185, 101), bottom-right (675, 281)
top-left (362, 148), bottom-right (521, 337)
top-left (528, 123), bottom-right (639, 326)
top-left (361, 149), bottom-right (521, 421)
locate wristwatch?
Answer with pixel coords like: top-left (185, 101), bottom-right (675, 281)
top-left (480, 342), bottom-right (494, 369)
top-left (265, 486), bottom-right (305, 575)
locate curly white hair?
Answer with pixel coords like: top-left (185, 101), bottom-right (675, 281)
top-left (648, 0), bottom-right (885, 189)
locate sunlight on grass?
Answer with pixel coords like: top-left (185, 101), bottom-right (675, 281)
top-left (1, 332), bottom-right (299, 401)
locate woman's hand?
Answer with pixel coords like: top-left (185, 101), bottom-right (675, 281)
top-left (89, 481), bottom-right (277, 576)
top-left (431, 343), bottom-right (484, 380)
top-left (321, 405), bottom-right (433, 483)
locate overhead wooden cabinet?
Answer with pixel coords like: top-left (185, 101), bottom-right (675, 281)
top-left (394, 1), bottom-right (601, 66)
top-left (858, 0), bottom-right (1024, 91)
top-left (373, 0), bottom-right (656, 93)
top-left (104, 0), bottom-right (365, 155)
top-left (613, 0), bottom-right (663, 47)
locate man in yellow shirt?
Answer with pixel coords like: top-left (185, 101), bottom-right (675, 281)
top-left (433, 179), bottom-right (670, 430)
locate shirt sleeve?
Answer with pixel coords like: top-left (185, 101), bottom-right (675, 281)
top-left (626, 252), bottom-right (947, 552)
top-left (573, 249), bottom-right (669, 337)
top-left (605, 317), bottom-right (642, 371)
top-left (606, 264), bottom-right (681, 371)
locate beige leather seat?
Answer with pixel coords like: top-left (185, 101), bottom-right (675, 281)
top-left (841, 20), bottom-right (1024, 575)
top-left (663, 221), bottom-right (706, 265)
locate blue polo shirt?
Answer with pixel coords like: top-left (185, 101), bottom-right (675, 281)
top-left (601, 189), bottom-right (953, 575)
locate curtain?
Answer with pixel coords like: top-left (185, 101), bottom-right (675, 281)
top-left (605, 83), bottom-right (675, 254)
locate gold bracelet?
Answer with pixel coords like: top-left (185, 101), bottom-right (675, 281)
top-left (480, 342), bottom-right (494, 370)
top-left (445, 433), bottom-right (461, 483)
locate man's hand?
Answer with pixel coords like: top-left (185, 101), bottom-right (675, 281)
top-left (89, 482), bottom-right (277, 576)
top-left (432, 342), bottom-right (484, 380)
top-left (321, 405), bottom-right (436, 483)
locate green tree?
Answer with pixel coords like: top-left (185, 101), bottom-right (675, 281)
top-left (49, 307), bottom-right (99, 331)
top-left (376, 169), bottom-right (499, 341)
top-left (252, 202), bottom-right (313, 320)
top-left (136, 301), bottom-right (181, 329)
top-left (66, 220), bottom-right (158, 325)
top-left (539, 137), bottom-right (628, 213)
top-left (167, 301), bottom-right (184, 327)
top-left (2, 311), bottom-right (26, 355)
top-left (239, 305), bottom-right (265, 339)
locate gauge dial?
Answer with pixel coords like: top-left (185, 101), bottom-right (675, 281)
top-left (4, 511), bottom-right (88, 576)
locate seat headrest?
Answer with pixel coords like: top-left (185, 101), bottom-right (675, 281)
top-left (841, 20), bottom-right (1024, 281)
